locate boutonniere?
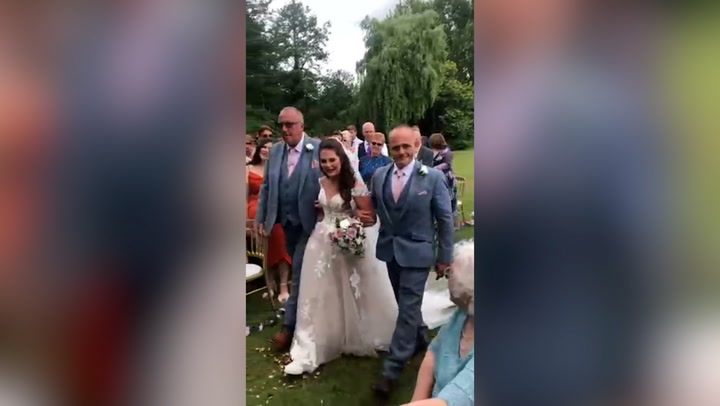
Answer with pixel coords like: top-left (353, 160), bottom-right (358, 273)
top-left (305, 143), bottom-right (314, 151)
top-left (418, 165), bottom-right (429, 176)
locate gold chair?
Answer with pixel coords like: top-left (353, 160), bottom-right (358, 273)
top-left (246, 220), bottom-right (277, 310)
top-left (454, 176), bottom-right (466, 227)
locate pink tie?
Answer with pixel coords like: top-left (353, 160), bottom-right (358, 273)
top-left (392, 170), bottom-right (405, 202)
top-left (287, 148), bottom-right (299, 176)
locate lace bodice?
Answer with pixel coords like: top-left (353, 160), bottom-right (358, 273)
top-left (317, 178), bottom-right (368, 224)
top-left (318, 187), bottom-right (354, 224)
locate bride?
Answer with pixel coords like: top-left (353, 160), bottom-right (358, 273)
top-left (284, 138), bottom-right (399, 375)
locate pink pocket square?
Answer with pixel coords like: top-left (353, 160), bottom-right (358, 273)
top-left (417, 190), bottom-right (429, 196)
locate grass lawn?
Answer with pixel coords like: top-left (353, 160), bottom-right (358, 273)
top-left (246, 150), bottom-right (474, 405)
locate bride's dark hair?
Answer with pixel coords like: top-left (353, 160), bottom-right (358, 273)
top-left (318, 138), bottom-right (356, 210)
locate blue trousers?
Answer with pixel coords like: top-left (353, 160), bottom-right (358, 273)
top-left (280, 221), bottom-right (310, 330)
top-left (383, 258), bottom-right (429, 380)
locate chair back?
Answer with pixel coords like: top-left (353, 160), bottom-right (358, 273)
top-left (246, 220), bottom-right (267, 266)
top-left (455, 176), bottom-right (466, 203)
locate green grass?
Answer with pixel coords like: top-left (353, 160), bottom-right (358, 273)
top-left (246, 150), bottom-right (474, 406)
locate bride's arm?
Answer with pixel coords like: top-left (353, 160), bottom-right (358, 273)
top-left (352, 181), bottom-right (376, 226)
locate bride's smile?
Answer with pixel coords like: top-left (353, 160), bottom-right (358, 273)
top-left (320, 150), bottom-right (341, 177)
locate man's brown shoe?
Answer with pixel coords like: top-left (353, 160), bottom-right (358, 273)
top-left (272, 326), bottom-right (293, 353)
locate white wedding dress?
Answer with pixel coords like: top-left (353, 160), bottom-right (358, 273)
top-left (285, 180), bottom-right (399, 375)
top-left (284, 179), bottom-right (457, 375)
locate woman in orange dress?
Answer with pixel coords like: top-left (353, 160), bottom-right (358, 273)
top-left (247, 138), bottom-right (292, 302)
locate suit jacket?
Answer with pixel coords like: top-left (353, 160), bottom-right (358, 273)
top-left (417, 146), bottom-right (434, 166)
top-left (371, 163), bottom-right (454, 268)
top-left (255, 136), bottom-right (322, 235)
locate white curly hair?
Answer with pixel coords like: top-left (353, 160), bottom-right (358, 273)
top-left (449, 239), bottom-right (474, 315)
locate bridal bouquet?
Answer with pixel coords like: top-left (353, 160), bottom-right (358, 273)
top-left (328, 217), bottom-right (366, 257)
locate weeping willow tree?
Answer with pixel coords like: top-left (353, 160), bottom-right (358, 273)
top-left (356, 10), bottom-right (448, 132)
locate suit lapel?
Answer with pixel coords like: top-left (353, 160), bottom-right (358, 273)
top-left (397, 167), bottom-right (418, 220)
top-left (376, 165), bottom-right (394, 229)
top-left (296, 140), bottom-right (312, 197)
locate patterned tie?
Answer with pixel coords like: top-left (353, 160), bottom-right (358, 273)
top-left (392, 170), bottom-right (406, 202)
top-left (365, 143), bottom-right (371, 155)
top-left (287, 147), bottom-right (299, 176)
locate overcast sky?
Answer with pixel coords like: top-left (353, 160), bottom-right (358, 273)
top-left (272, 0), bottom-right (401, 77)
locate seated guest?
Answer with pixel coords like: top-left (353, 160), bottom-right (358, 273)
top-left (358, 131), bottom-right (392, 186)
top-left (405, 240), bottom-right (474, 406)
top-left (429, 133), bottom-right (457, 216)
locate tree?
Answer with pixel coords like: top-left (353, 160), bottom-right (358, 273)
top-left (269, 0), bottom-right (330, 73)
top-left (246, 0), bottom-right (282, 113)
top-left (393, 0), bottom-right (474, 82)
top-left (432, 61), bottom-right (474, 148)
top-left (356, 10), bottom-right (448, 132)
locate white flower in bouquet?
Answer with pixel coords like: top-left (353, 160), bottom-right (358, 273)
top-left (339, 219), bottom-right (350, 229)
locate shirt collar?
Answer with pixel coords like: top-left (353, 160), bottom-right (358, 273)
top-left (286, 134), bottom-right (305, 153)
top-left (393, 160), bottom-right (415, 177)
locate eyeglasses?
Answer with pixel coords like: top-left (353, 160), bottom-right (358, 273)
top-left (260, 132), bottom-right (273, 138)
top-left (370, 142), bottom-right (384, 147)
top-left (278, 121), bottom-right (298, 128)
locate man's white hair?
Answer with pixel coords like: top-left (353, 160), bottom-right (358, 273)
top-left (450, 240), bottom-right (475, 315)
top-left (279, 106), bottom-right (304, 124)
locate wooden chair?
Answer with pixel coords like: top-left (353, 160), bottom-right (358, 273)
top-left (246, 220), bottom-right (277, 310)
top-left (454, 176), bottom-right (466, 227)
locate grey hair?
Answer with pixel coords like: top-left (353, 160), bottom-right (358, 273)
top-left (450, 240), bottom-right (474, 315)
top-left (280, 106), bottom-right (304, 124)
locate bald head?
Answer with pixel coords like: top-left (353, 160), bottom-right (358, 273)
top-left (362, 122), bottom-right (375, 139)
top-left (388, 125), bottom-right (417, 169)
top-left (411, 125), bottom-right (422, 141)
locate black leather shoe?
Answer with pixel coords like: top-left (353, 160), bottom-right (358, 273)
top-left (373, 376), bottom-right (396, 399)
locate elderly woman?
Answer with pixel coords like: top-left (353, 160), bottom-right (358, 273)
top-left (358, 131), bottom-right (392, 186)
top-left (404, 240), bottom-right (474, 406)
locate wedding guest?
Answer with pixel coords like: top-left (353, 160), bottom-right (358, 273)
top-left (247, 139), bottom-right (292, 303)
top-left (358, 121), bottom-right (388, 158)
top-left (246, 134), bottom-right (256, 164)
top-left (358, 132), bottom-right (392, 186)
top-left (429, 133), bottom-right (457, 215)
top-left (341, 130), bottom-right (360, 172)
top-left (412, 126), bottom-right (434, 166)
top-left (346, 124), bottom-right (363, 153)
top-left (406, 240), bottom-right (474, 406)
top-left (257, 125), bottom-right (274, 142)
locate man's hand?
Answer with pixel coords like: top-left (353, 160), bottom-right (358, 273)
top-left (253, 221), bottom-right (265, 237)
top-left (434, 263), bottom-right (451, 280)
top-left (355, 209), bottom-right (375, 226)
top-left (315, 200), bottom-right (324, 222)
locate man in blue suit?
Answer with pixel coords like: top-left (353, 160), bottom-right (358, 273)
top-left (255, 107), bottom-right (322, 352)
top-left (368, 125), bottom-right (455, 399)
